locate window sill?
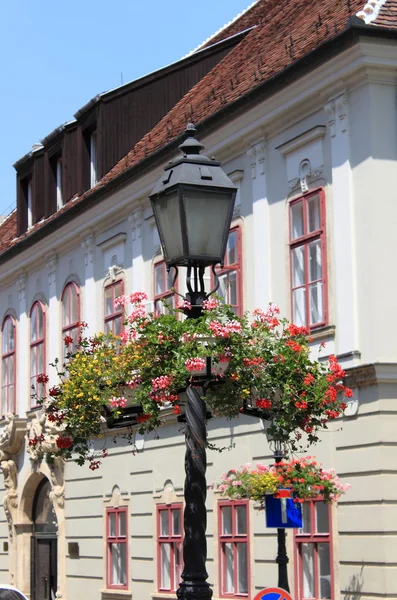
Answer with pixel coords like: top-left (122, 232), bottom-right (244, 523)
top-left (309, 324), bottom-right (335, 342)
top-left (151, 593), bottom-right (179, 600)
top-left (100, 589), bottom-right (132, 600)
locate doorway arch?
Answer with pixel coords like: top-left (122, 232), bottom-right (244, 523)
top-left (30, 477), bottom-right (58, 600)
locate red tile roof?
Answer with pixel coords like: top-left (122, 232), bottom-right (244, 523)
top-left (0, 0), bottom-right (396, 260)
top-left (0, 212), bottom-right (17, 254)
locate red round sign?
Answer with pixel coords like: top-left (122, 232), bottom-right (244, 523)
top-left (253, 587), bottom-right (293, 600)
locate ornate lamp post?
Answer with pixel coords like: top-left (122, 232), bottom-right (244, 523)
top-left (150, 123), bottom-right (237, 600)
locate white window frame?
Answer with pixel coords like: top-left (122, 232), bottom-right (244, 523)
top-left (90, 132), bottom-right (98, 188)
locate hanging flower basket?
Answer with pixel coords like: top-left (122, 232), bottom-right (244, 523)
top-left (273, 488), bottom-right (293, 499)
top-left (36, 293), bottom-right (353, 466)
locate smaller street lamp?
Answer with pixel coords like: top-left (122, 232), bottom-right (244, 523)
top-left (241, 396), bottom-right (291, 593)
top-left (150, 124), bottom-right (237, 600)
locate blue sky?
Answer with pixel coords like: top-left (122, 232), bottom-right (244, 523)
top-left (0, 0), bottom-right (254, 217)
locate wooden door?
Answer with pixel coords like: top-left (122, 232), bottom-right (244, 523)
top-left (32, 538), bottom-right (57, 600)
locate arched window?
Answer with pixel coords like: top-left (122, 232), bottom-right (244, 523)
top-left (30, 302), bottom-right (45, 406)
top-left (1, 316), bottom-right (16, 416)
top-left (61, 283), bottom-right (80, 354)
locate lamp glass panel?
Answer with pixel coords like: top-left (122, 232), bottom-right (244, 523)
top-left (152, 192), bottom-right (184, 263)
top-left (183, 189), bottom-right (233, 259)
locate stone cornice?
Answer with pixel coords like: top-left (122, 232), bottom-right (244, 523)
top-left (344, 362), bottom-right (397, 388)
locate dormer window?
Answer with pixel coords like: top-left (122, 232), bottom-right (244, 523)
top-left (90, 131), bottom-right (98, 187)
top-left (56, 158), bottom-right (63, 209)
top-left (27, 179), bottom-right (33, 229)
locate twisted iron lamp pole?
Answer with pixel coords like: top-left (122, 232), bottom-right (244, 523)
top-left (176, 266), bottom-right (215, 600)
top-left (272, 440), bottom-right (290, 593)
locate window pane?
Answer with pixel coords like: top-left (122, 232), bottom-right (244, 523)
top-left (291, 202), bottom-right (304, 239)
top-left (62, 288), bottom-right (70, 326)
top-left (236, 505), bottom-right (247, 535)
top-left (166, 267), bottom-right (176, 291)
top-left (161, 543), bottom-right (171, 589)
top-left (105, 321), bottom-right (112, 334)
top-left (160, 511), bottom-right (169, 536)
top-left (227, 231), bottom-right (237, 265)
top-left (310, 282), bottom-right (323, 325)
top-left (174, 542), bottom-right (182, 590)
top-left (155, 264), bottom-right (165, 296)
top-left (105, 287), bottom-right (114, 316)
top-left (218, 274), bottom-right (228, 304)
top-left (38, 343), bottom-right (44, 374)
top-left (31, 306), bottom-right (38, 342)
top-left (115, 281), bottom-right (123, 298)
top-left (9, 356), bottom-right (14, 385)
top-left (237, 543), bottom-right (248, 594)
top-left (111, 542), bottom-right (126, 585)
top-left (318, 543), bottom-right (331, 599)
top-left (221, 506), bottom-right (232, 535)
top-left (109, 513), bottom-right (116, 537)
top-left (37, 304), bottom-right (44, 338)
top-left (118, 511), bottom-right (126, 537)
top-left (307, 194), bottom-right (320, 232)
top-left (114, 317), bottom-right (122, 337)
top-left (224, 543), bottom-right (234, 593)
top-left (309, 240), bottom-right (322, 282)
top-left (228, 271), bottom-right (237, 306)
top-left (300, 503), bottom-right (311, 534)
top-left (172, 509), bottom-right (181, 536)
top-left (316, 503), bottom-right (329, 534)
top-left (71, 286), bottom-right (79, 323)
top-left (301, 543), bottom-right (314, 598)
top-left (2, 358), bottom-right (8, 386)
top-left (292, 246), bottom-right (305, 287)
top-left (293, 288), bottom-right (306, 327)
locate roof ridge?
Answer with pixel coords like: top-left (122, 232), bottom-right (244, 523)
top-left (356, 0), bottom-right (388, 23)
top-left (183, 0), bottom-right (260, 57)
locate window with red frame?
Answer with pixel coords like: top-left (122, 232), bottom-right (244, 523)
top-left (219, 500), bottom-right (249, 597)
top-left (294, 501), bottom-right (333, 600)
top-left (106, 507), bottom-right (128, 589)
top-left (61, 282), bottom-right (80, 354)
top-left (157, 504), bottom-right (183, 592)
top-left (30, 302), bottom-right (45, 406)
top-left (104, 280), bottom-right (124, 336)
top-left (289, 190), bottom-right (327, 328)
top-left (154, 261), bottom-right (177, 315)
top-left (213, 228), bottom-right (242, 316)
top-left (1, 316), bottom-right (16, 416)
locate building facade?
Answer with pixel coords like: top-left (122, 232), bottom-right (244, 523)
top-left (0, 1), bottom-right (396, 599)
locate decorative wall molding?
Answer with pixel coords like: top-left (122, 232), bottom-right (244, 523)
top-left (97, 233), bottom-right (127, 252)
top-left (46, 255), bottom-right (58, 286)
top-left (288, 162), bottom-right (324, 193)
top-left (26, 413), bottom-right (62, 462)
top-left (16, 273), bottom-right (27, 304)
top-left (0, 414), bottom-right (26, 459)
top-left (129, 209), bottom-right (143, 242)
top-left (247, 139), bottom-right (266, 179)
top-left (325, 93), bottom-right (349, 136)
top-left (48, 457), bottom-right (65, 509)
top-left (0, 459), bottom-right (18, 541)
top-left (106, 265), bottom-right (123, 282)
top-left (81, 233), bottom-right (95, 267)
top-left (277, 126), bottom-right (326, 156)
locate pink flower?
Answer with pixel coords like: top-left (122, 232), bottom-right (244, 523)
top-left (253, 304), bottom-right (280, 327)
top-left (151, 375), bottom-right (173, 390)
top-left (218, 484), bottom-right (228, 492)
top-left (208, 320), bottom-right (242, 338)
top-left (109, 397), bottom-right (128, 409)
top-left (178, 300), bottom-right (192, 310)
top-left (128, 305), bottom-right (146, 322)
top-left (114, 295), bottom-right (128, 308)
top-left (232, 480), bottom-right (243, 487)
top-left (129, 291), bottom-right (148, 304)
top-left (202, 297), bottom-right (219, 310)
top-left (120, 329), bottom-right (137, 343)
top-left (185, 357), bottom-right (206, 372)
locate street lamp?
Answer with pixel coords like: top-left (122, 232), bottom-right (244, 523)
top-left (150, 123), bottom-right (237, 600)
top-left (241, 397), bottom-right (291, 593)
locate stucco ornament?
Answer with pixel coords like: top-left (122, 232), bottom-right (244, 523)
top-left (26, 413), bottom-right (62, 462)
top-left (0, 413), bottom-right (26, 459)
top-left (48, 457), bottom-right (65, 509)
top-left (0, 459), bottom-right (18, 540)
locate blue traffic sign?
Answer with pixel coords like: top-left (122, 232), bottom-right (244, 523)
top-left (265, 494), bottom-right (302, 528)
